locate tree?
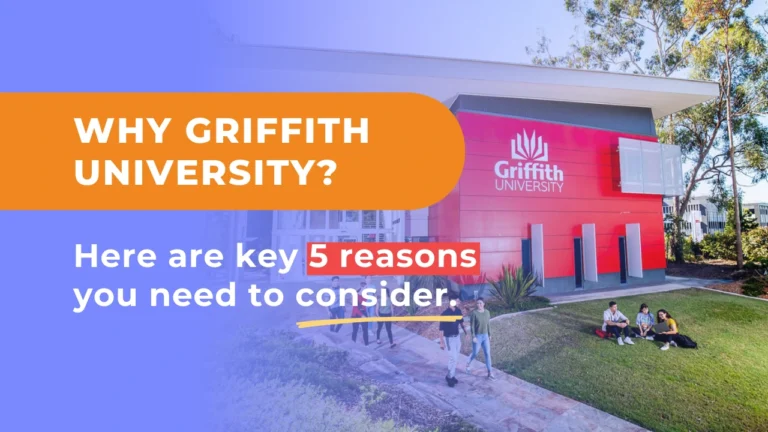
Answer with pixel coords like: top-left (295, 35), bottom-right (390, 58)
top-left (742, 209), bottom-right (759, 232)
top-left (528, 0), bottom-right (768, 263)
top-left (686, 0), bottom-right (768, 267)
top-left (709, 180), bottom-right (757, 234)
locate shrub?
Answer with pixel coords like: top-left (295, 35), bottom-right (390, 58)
top-left (700, 231), bottom-right (737, 260)
top-left (681, 236), bottom-right (702, 262)
top-left (488, 265), bottom-right (537, 308)
top-left (450, 273), bottom-right (487, 286)
top-left (744, 227), bottom-right (768, 262)
top-left (405, 296), bottom-right (420, 316)
top-left (742, 276), bottom-right (768, 297)
top-left (229, 330), bottom-right (357, 398)
top-left (405, 274), bottom-right (450, 290)
top-left (406, 274), bottom-right (460, 299)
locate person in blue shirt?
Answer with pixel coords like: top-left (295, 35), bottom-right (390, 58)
top-left (633, 303), bottom-right (655, 339)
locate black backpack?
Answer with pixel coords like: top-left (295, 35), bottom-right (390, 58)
top-left (674, 334), bottom-right (698, 349)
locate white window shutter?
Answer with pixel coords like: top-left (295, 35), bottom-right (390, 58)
top-left (619, 138), bottom-right (644, 194)
top-left (661, 144), bottom-right (684, 197)
top-left (626, 223), bottom-right (643, 278)
top-left (641, 141), bottom-right (664, 194)
top-left (531, 224), bottom-right (545, 287)
top-left (582, 224), bottom-right (598, 282)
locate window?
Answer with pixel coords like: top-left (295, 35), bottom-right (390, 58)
top-left (329, 211), bottom-right (342, 229)
top-left (277, 211), bottom-right (306, 230)
top-left (345, 211), bottom-right (359, 223)
top-left (362, 210), bottom-right (377, 229)
top-left (309, 211), bottom-right (326, 229)
top-left (405, 236), bottom-right (432, 243)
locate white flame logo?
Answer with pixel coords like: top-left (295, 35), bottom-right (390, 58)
top-left (511, 130), bottom-right (548, 162)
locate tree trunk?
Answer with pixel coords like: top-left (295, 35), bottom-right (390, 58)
top-left (673, 197), bottom-right (684, 263)
top-left (724, 26), bottom-right (744, 269)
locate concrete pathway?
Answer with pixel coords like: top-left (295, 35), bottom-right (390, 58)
top-left (546, 277), bottom-right (723, 305)
top-left (306, 323), bottom-right (645, 432)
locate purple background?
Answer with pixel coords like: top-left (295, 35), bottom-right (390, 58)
top-left (2, 1), bottom-right (221, 431)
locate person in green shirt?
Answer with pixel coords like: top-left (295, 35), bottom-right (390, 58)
top-left (465, 298), bottom-right (495, 380)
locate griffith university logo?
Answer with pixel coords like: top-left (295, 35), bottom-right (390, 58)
top-left (494, 130), bottom-right (564, 193)
top-left (512, 130), bottom-right (548, 161)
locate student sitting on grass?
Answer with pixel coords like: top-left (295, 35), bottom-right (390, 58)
top-left (603, 301), bottom-right (634, 346)
top-left (633, 303), bottom-right (655, 339)
top-left (654, 309), bottom-right (679, 351)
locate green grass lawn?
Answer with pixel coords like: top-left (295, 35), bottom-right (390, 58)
top-left (488, 289), bottom-right (768, 432)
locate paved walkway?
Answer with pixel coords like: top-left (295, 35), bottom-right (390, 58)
top-left (306, 323), bottom-right (645, 432)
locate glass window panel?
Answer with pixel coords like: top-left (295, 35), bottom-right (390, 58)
top-left (362, 211), bottom-right (377, 229)
top-left (309, 211), bottom-right (326, 229)
top-left (277, 211), bottom-right (306, 230)
top-left (345, 211), bottom-right (359, 222)
top-left (246, 211), bottom-right (272, 237)
top-left (328, 211), bottom-right (342, 229)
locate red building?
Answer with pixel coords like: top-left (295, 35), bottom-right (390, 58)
top-left (234, 47), bottom-right (719, 292)
top-left (430, 100), bottom-right (680, 293)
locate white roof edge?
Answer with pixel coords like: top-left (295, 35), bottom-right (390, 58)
top-left (219, 43), bottom-right (720, 118)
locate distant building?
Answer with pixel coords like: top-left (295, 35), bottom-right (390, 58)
top-left (663, 196), bottom-right (727, 241)
top-left (743, 202), bottom-right (768, 228)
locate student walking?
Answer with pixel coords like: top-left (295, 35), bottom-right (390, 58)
top-left (376, 287), bottom-right (397, 348)
top-left (351, 281), bottom-right (369, 346)
top-left (465, 298), bottom-right (495, 380)
top-left (439, 296), bottom-right (467, 387)
top-left (328, 276), bottom-right (345, 333)
top-left (364, 275), bottom-right (377, 337)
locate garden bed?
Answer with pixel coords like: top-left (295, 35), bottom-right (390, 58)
top-left (217, 329), bottom-right (481, 432)
top-left (707, 280), bottom-right (768, 299)
top-left (666, 259), bottom-right (740, 279)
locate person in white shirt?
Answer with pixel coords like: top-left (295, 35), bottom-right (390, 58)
top-left (603, 301), bottom-right (634, 346)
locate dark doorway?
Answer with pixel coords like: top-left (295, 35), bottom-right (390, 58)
top-left (574, 238), bottom-right (583, 288)
top-left (619, 236), bottom-right (628, 284)
top-left (522, 238), bottom-right (532, 276)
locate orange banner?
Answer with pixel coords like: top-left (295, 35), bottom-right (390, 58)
top-left (0, 93), bottom-right (465, 210)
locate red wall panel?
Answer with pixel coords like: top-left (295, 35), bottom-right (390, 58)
top-left (438, 111), bottom-right (667, 282)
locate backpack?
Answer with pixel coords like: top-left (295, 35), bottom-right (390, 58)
top-left (674, 334), bottom-right (698, 349)
top-left (594, 328), bottom-right (609, 339)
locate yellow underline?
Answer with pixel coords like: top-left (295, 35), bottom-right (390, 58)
top-left (296, 316), bottom-right (462, 329)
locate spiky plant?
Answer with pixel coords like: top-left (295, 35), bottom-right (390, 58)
top-left (488, 265), bottom-right (537, 308)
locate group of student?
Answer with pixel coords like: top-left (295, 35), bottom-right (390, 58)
top-left (326, 276), bottom-right (495, 387)
top-left (327, 276), bottom-right (397, 348)
top-left (602, 300), bottom-right (681, 351)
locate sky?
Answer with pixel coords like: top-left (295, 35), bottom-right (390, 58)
top-left (220, 0), bottom-right (768, 203)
